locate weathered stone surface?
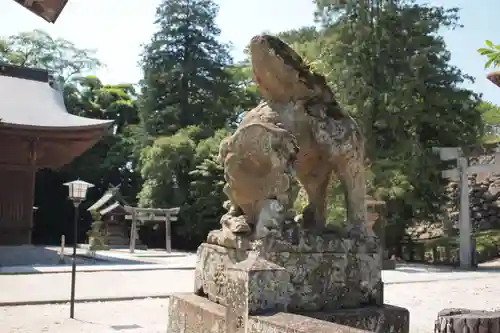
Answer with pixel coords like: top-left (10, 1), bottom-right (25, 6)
top-left (435, 308), bottom-right (500, 333)
top-left (228, 253), bottom-right (291, 314)
top-left (249, 313), bottom-right (372, 333)
top-left (195, 233), bottom-right (382, 312)
top-left (167, 293), bottom-right (409, 333)
top-left (167, 293), bottom-right (226, 333)
top-left (225, 253), bottom-right (292, 333)
top-left (310, 304), bottom-right (410, 333)
top-left (211, 33), bottom-right (374, 249)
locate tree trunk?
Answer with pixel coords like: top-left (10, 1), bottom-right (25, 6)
top-left (435, 308), bottom-right (500, 332)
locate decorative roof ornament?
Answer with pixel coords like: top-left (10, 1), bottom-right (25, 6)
top-left (12, 0), bottom-right (69, 23)
top-left (487, 71), bottom-right (500, 88)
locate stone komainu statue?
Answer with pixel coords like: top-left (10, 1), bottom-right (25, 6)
top-left (209, 34), bottom-right (370, 248)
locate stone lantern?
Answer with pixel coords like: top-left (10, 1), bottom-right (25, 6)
top-left (365, 196), bottom-right (396, 270)
top-left (365, 195), bottom-right (385, 234)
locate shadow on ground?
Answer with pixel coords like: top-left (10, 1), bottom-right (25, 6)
top-left (0, 245), bottom-right (184, 268)
top-left (394, 262), bottom-right (500, 274)
top-left (75, 319), bottom-right (143, 331)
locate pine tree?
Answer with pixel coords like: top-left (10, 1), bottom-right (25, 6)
top-left (139, 0), bottom-right (234, 136)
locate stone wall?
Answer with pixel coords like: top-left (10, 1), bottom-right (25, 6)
top-left (408, 155), bottom-right (500, 241)
top-left (445, 155), bottom-right (500, 233)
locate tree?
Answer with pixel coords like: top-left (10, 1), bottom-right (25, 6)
top-left (63, 76), bottom-right (142, 202)
top-left (478, 102), bottom-right (500, 143)
top-left (138, 126), bottom-right (230, 248)
top-left (136, 0), bottom-right (263, 248)
top-left (0, 29), bottom-right (101, 85)
top-left (139, 0), bottom-right (236, 136)
top-left (313, 0), bottom-right (484, 248)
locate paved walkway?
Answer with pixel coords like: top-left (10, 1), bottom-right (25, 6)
top-left (0, 299), bottom-right (169, 333)
top-left (385, 276), bottom-right (500, 333)
top-left (1, 273), bottom-right (500, 333)
top-left (0, 245), bottom-right (196, 266)
top-left (1, 263), bottom-right (500, 306)
top-left (0, 270), bottom-right (194, 305)
top-left (382, 262), bottom-right (500, 284)
top-left (0, 248), bottom-right (198, 274)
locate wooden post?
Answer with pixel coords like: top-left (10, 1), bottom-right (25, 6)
top-left (165, 215), bottom-right (171, 253)
top-left (458, 157), bottom-right (472, 270)
top-left (129, 209), bottom-right (137, 254)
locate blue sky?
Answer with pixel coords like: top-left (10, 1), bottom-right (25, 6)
top-left (1, 0), bottom-right (499, 104)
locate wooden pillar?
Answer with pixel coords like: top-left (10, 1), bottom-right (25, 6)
top-left (129, 209), bottom-right (137, 254)
top-left (165, 214), bottom-right (171, 253)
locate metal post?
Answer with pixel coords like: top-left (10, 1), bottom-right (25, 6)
top-left (129, 210), bottom-right (136, 254)
top-left (70, 203), bottom-right (79, 318)
top-left (458, 157), bottom-right (472, 270)
top-left (165, 215), bottom-right (171, 253)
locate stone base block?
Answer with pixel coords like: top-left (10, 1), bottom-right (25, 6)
top-left (195, 235), bottom-right (382, 312)
top-left (167, 293), bottom-right (409, 333)
top-left (309, 304), bottom-right (410, 332)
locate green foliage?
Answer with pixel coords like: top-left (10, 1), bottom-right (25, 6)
top-left (417, 229), bottom-right (500, 263)
top-left (63, 76), bottom-right (143, 206)
top-left (311, 0), bottom-right (483, 246)
top-left (0, 29), bottom-right (101, 85)
top-left (135, 0), bottom-right (261, 248)
top-left (478, 40), bottom-right (500, 69)
top-left (139, 0), bottom-right (237, 136)
top-left (87, 211), bottom-right (107, 252)
top-left (138, 127), bottom-right (231, 246)
top-left (478, 102), bottom-right (500, 143)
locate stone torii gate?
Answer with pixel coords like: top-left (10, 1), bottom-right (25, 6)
top-left (433, 145), bottom-right (500, 269)
top-left (124, 206), bottom-right (180, 253)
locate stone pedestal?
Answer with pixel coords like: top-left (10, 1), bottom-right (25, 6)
top-left (169, 231), bottom-right (409, 333)
top-left (195, 232), bottom-right (382, 311)
top-left (168, 293), bottom-right (409, 333)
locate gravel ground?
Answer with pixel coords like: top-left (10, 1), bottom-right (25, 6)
top-left (1, 276), bottom-right (499, 333)
top-left (0, 298), bottom-right (169, 333)
top-left (0, 270), bottom-right (194, 304)
top-left (385, 276), bottom-right (500, 333)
